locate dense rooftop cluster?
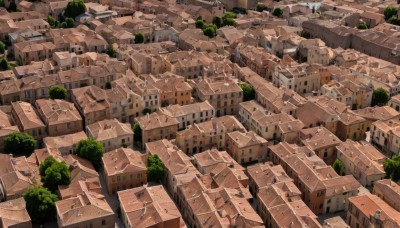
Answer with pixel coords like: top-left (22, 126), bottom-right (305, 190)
top-left (1, 0), bottom-right (400, 227)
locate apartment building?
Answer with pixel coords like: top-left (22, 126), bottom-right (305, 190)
top-left (321, 80), bottom-right (373, 109)
top-left (298, 127), bottom-right (341, 165)
top-left (295, 96), bottom-right (348, 134)
top-left (269, 142), bottom-right (361, 215)
top-left (347, 194), bottom-right (400, 228)
top-left (272, 63), bottom-right (321, 95)
top-left (135, 113), bottom-right (179, 149)
top-left (238, 100), bottom-right (266, 130)
top-left (0, 198), bottom-right (31, 228)
top-left (159, 101), bottom-right (215, 130)
top-left (336, 140), bottom-right (386, 187)
top-left (373, 179), bottom-right (400, 212)
top-left (248, 110), bottom-right (304, 145)
top-left (175, 174), bottom-right (263, 227)
top-left (43, 131), bottom-right (88, 156)
top-left (234, 44), bottom-right (280, 80)
top-left (148, 74), bottom-right (192, 107)
top-left (102, 148), bottom-right (147, 194)
top-left (307, 46), bottom-right (334, 66)
top-left (247, 162), bottom-right (292, 195)
top-left (196, 76), bottom-right (243, 116)
top-left (175, 116), bottom-right (246, 155)
top-left (226, 130), bottom-right (268, 164)
top-left (192, 148), bottom-right (240, 174)
top-left (14, 41), bottom-right (55, 65)
top-left (36, 99), bottom-right (83, 137)
top-left (86, 119), bottom-right (133, 152)
top-left (118, 185), bottom-right (184, 228)
top-left (370, 117), bottom-right (400, 156)
top-left (257, 182), bottom-right (321, 228)
top-left (0, 154), bottom-right (39, 201)
top-left (0, 110), bottom-right (19, 151)
top-left (146, 139), bottom-right (199, 192)
top-left (55, 192), bottom-right (115, 228)
top-left (11, 101), bottom-right (46, 141)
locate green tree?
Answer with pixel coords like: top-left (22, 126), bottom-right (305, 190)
top-left (0, 58), bottom-right (9, 71)
top-left (133, 123), bottom-right (142, 143)
top-left (39, 156), bottom-right (57, 176)
top-left (358, 22), bottom-right (369, 29)
top-left (0, 42), bottom-right (5, 54)
top-left (384, 6), bottom-right (398, 20)
top-left (202, 24), bottom-right (217, 38)
top-left (212, 16), bottom-right (223, 28)
top-left (60, 21), bottom-right (68, 28)
top-left (65, 17), bottom-right (74, 28)
top-left (75, 138), bottom-right (105, 170)
top-left (105, 46), bottom-right (116, 58)
top-left (300, 31), bottom-right (311, 39)
top-left (40, 156), bottom-right (71, 192)
top-left (272, 8), bottom-right (283, 17)
top-left (105, 82), bottom-right (112, 89)
top-left (134, 33), bottom-right (144, 44)
top-left (239, 82), bottom-right (255, 101)
top-left (147, 155), bottom-right (164, 182)
top-left (4, 132), bottom-right (36, 156)
top-left (389, 16), bottom-right (400, 26)
top-left (0, 0), bottom-right (4, 7)
top-left (64, 0), bottom-right (86, 19)
top-left (222, 12), bottom-right (236, 26)
top-left (371, 87), bottom-right (389, 106)
top-left (384, 155), bottom-right (400, 181)
top-left (24, 186), bottom-right (58, 224)
top-left (195, 19), bottom-right (204, 29)
top-left (47, 15), bottom-right (57, 28)
top-left (332, 159), bottom-right (343, 176)
top-left (142, 107), bottom-right (152, 115)
top-left (7, 0), bottom-right (16, 12)
top-left (49, 85), bottom-right (67, 100)
top-left (256, 4), bottom-right (269, 12)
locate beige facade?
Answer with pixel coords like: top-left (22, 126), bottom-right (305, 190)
top-left (373, 179), bottom-right (400, 212)
top-left (337, 113), bottom-right (368, 141)
top-left (43, 131), bottom-right (88, 156)
top-left (336, 141), bottom-right (386, 187)
top-left (135, 113), bottom-right (179, 149)
top-left (86, 119), bottom-right (133, 152)
top-left (159, 101), bottom-right (215, 130)
top-left (269, 142), bottom-right (360, 215)
top-left (226, 131), bottom-right (268, 164)
top-left (102, 148), bottom-right (147, 195)
top-left (56, 193), bottom-right (115, 228)
top-left (298, 127), bottom-right (341, 165)
top-left (321, 80), bottom-right (372, 109)
top-left (11, 101), bottom-right (46, 141)
top-left (175, 116), bottom-right (246, 155)
top-left (14, 41), bottom-right (55, 65)
top-left (272, 63), bottom-right (321, 95)
top-left (196, 76), bottom-right (243, 117)
top-left (347, 195), bottom-right (400, 228)
top-left (307, 46), bottom-right (334, 66)
top-left (370, 118), bottom-right (400, 156)
top-left (147, 74), bottom-right (192, 107)
top-left (36, 99), bottom-right (83, 137)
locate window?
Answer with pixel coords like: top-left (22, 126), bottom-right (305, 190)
top-left (102, 220), bottom-right (106, 226)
